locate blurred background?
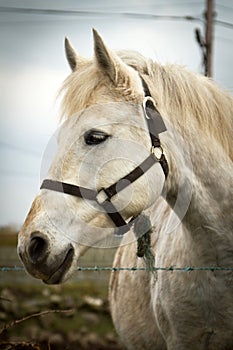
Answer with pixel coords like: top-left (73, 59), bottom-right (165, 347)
top-left (0, 1), bottom-right (232, 349)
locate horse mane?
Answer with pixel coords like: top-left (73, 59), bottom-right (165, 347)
top-left (60, 50), bottom-right (233, 161)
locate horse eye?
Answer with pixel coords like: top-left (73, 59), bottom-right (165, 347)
top-left (84, 130), bottom-right (109, 145)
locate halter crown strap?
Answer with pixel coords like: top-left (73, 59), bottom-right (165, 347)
top-left (141, 78), bottom-right (168, 178)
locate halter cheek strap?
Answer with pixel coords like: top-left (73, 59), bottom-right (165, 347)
top-left (40, 78), bottom-right (169, 235)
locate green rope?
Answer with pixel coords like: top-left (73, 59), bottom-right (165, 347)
top-left (133, 214), bottom-right (155, 272)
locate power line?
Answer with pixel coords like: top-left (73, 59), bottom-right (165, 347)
top-left (0, 6), bottom-right (232, 29)
top-left (148, 1), bottom-right (203, 6)
top-left (214, 19), bottom-right (233, 29)
top-left (0, 6), bottom-right (203, 23)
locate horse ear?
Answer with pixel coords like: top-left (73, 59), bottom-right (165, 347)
top-left (64, 37), bottom-right (87, 71)
top-left (93, 28), bottom-right (132, 86)
top-left (93, 29), bottom-right (117, 83)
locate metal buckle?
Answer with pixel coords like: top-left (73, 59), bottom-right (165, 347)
top-left (151, 145), bottom-right (164, 161)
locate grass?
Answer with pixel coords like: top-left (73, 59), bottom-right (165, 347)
top-left (0, 227), bottom-right (18, 247)
top-left (0, 279), bottom-right (121, 349)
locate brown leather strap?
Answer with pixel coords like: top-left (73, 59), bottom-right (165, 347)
top-left (144, 99), bottom-right (167, 139)
top-left (40, 75), bottom-right (169, 235)
top-left (41, 179), bottom-right (135, 235)
top-left (104, 153), bottom-right (157, 199)
top-left (41, 179), bottom-right (98, 201)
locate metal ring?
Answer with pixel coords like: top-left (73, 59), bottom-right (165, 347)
top-left (143, 96), bottom-right (156, 120)
top-left (151, 146), bottom-right (164, 161)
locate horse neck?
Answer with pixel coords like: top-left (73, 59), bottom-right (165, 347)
top-left (161, 123), bottom-right (233, 239)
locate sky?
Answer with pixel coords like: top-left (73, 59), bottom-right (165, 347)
top-left (0, 0), bottom-right (232, 227)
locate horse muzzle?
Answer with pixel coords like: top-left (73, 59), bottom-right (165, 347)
top-left (18, 231), bottom-right (75, 284)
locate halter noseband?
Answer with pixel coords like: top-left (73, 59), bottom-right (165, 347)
top-left (40, 78), bottom-right (169, 236)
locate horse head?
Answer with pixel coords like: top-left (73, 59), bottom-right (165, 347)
top-left (17, 30), bottom-right (167, 284)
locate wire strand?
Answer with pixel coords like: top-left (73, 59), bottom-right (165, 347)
top-left (0, 266), bottom-right (233, 272)
top-left (0, 6), bottom-right (232, 29)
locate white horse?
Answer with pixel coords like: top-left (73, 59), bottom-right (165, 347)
top-left (18, 30), bottom-right (233, 350)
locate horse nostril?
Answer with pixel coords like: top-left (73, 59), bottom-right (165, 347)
top-left (28, 232), bottom-right (48, 264)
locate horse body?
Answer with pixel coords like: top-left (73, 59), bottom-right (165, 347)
top-left (18, 30), bottom-right (233, 349)
top-left (111, 200), bottom-right (233, 350)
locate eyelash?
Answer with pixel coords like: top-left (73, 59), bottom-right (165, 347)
top-left (84, 130), bottom-right (110, 145)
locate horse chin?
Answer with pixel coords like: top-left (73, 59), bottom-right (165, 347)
top-left (43, 271), bottom-right (71, 285)
top-left (43, 248), bottom-right (75, 285)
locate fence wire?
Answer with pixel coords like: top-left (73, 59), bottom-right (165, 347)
top-left (0, 266), bottom-right (233, 272)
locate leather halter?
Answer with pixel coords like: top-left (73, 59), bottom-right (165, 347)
top-left (40, 78), bottom-right (169, 236)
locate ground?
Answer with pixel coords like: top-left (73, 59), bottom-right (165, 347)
top-left (0, 282), bottom-right (124, 350)
top-left (0, 228), bottom-right (125, 350)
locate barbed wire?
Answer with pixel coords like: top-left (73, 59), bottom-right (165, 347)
top-left (0, 266), bottom-right (233, 272)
